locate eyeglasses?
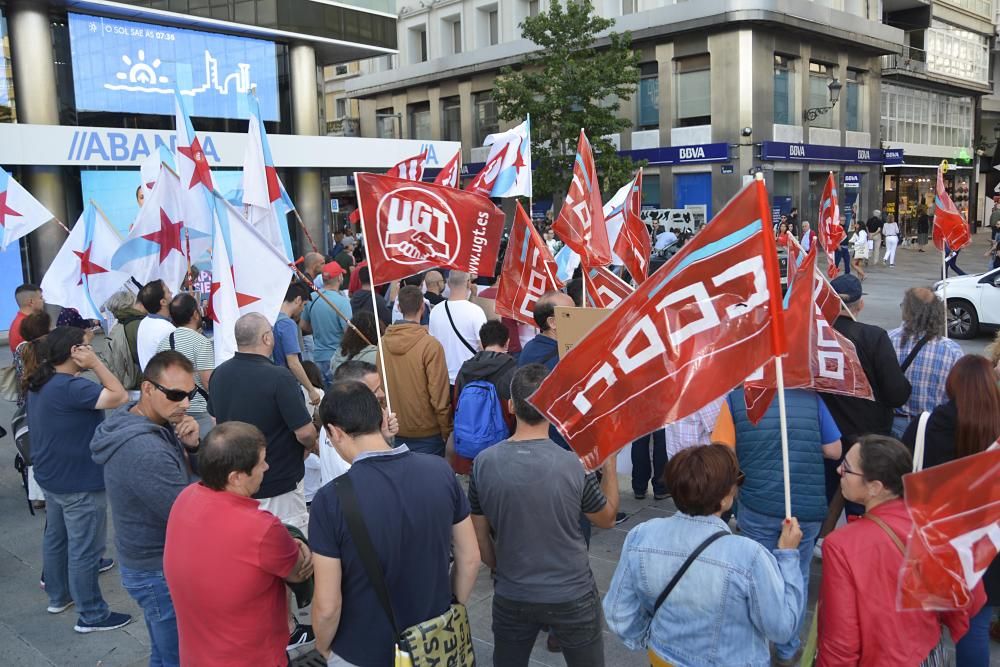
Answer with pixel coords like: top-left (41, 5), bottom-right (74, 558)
top-left (839, 459), bottom-right (864, 477)
top-left (148, 380), bottom-right (198, 403)
top-left (736, 470), bottom-right (746, 487)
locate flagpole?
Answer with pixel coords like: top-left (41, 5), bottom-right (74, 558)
top-left (353, 172), bottom-right (393, 414)
top-left (292, 266), bottom-right (373, 347)
top-left (90, 201), bottom-right (124, 241)
top-left (774, 354), bottom-right (793, 520)
top-left (291, 208), bottom-right (321, 255)
top-left (942, 245), bottom-right (949, 339)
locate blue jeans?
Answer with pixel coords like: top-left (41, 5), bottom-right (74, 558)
top-left (631, 430), bottom-right (667, 497)
top-left (737, 502), bottom-right (821, 660)
top-left (891, 415), bottom-right (910, 440)
top-left (955, 603), bottom-right (993, 667)
top-left (492, 587), bottom-right (604, 666)
top-left (119, 566), bottom-right (179, 667)
top-left (834, 247), bottom-right (851, 275)
top-left (400, 434), bottom-right (445, 457)
top-left (42, 489), bottom-right (110, 624)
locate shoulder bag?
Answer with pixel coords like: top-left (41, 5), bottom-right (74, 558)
top-left (443, 302), bottom-right (477, 355)
top-left (333, 474), bottom-right (475, 667)
top-left (899, 335), bottom-right (931, 375)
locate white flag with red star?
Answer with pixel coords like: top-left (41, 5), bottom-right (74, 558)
top-left (174, 91), bottom-right (215, 261)
top-left (0, 167), bottom-right (56, 250)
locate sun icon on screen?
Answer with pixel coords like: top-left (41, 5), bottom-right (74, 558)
top-left (115, 50), bottom-right (169, 85)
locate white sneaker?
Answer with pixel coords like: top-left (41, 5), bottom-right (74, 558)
top-left (813, 538), bottom-right (824, 560)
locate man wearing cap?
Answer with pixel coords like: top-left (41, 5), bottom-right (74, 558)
top-left (301, 262), bottom-right (353, 386)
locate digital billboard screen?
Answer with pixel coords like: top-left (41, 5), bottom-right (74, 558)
top-left (68, 13), bottom-right (279, 121)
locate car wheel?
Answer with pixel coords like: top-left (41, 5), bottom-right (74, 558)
top-left (947, 300), bottom-right (979, 339)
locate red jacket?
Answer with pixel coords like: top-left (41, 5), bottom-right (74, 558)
top-left (817, 498), bottom-right (985, 666)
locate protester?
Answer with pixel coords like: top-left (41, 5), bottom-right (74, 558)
top-left (663, 399), bottom-right (723, 458)
top-left (472, 277), bottom-right (526, 358)
top-left (428, 271), bottom-right (487, 386)
top-left (349, 265), bottom-right (392, 326)
top-left (154, 293), bottom-right (215, 437)
top-left (309, 380), bottom-right (480, 665)
top-left (470, 364), bottom-right (619, 663)
top-left (329, 311), bottom-right (380, 375)
top-left (13, 311), bottom-right (52, 509)
top-left (164, 422), bottom-right (314, 666)
top-left (605, 445), bottom-right (806, 667)
top-left (301, 262), bottom-right (353, 386)
top-left (104, 288), bottom-right (145, 390)
top-left (800, 221), bottom-right (816, 253)
top-left (298, 360), bottom-right (326, 504)
top-left (90, 351), bottom-right (200, 665)
top-left (9, 283), bottom-right (45, 353)
top-left (333, 236), bottom-right (356, 281)
top-left (136, 280), bottom-right (175, 370)
top-left (302, 252), bottom-right (326, 288)
top-left (834, 215), bottom-right (851, 275)
top-left (817, 435), bottom-right (984, 665)
top-left (381, 286), bottom-right (451, 456)
top-left (849, 221), bottom-right (868, 279)
top-left (888, 287), bottom-right (962, 438)
top-left (208, 313), bottom-right (317, 534)
top-left (899, 355), bottom-right (999, 665)
top-left (274, 282), bottom-right (321, 405)
top-left (519, 291), bottom-right (574, 369)
top-left (788, 207), bottom-right (801, 236)
top-left (712, 387), bottom-right (842, 665)
top-left (882, 214), bottom-right (900, 267)
top-left (630, 430), bottom-right (668, 501)
top-left (26, 326), bottom-right (131, 632)
top-left (389, 273), bottom-right (431, 325)
top-left (423, 270), bottom-right (446, 306)
top-left (775, 222), bottom-right (791, 248)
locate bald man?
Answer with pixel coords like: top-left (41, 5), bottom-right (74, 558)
top-left (208, 313), bottom-right (317, 532)
top-left (303, 253), bottom-right (325, 287)
top-left (424, 270), bottom-right (446, 306)
top-left (518, 291), bottom-right (575, 370)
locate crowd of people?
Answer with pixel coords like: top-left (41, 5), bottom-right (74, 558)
top-left (4, 217), bottom-right (998, 667)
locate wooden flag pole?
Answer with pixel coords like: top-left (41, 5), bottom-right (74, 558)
top-left (52, 217), bottom-right (71, 234)
top-left (775, 354), bottom-right (793, 520)
top-left (291, 266), bottom-right (373, 347)
top-left (291, 208), bottom-right (321, 255)
top-left (942, 245), bottom-right (949, 339)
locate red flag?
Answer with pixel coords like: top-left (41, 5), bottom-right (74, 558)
top-left (465, 145), bottom-right (509, 198)
top-left (355, 173), bottom-right (505, 284)
top-left (815, 271), bottom-right (844, 325)
top-left (387, 151), bottom-right (427, 181)
top-left (743, 245), bottom-right (873, 424)
top-left (611, 169), bottom-right (651, 283)
top-left (933, 166), bottom-right (971, 252)
top-left (495, 203), bottom-right (563, 326)
top-left (900, 445), bottom-right (998, 611)
top-left (818, 172), bottom-right (845, 279)
top-left (434, 151), bottom-right (461, 188)
top-left (527, 179), bottom-right (785, 470)
top-left (583, 266), bottom-right (633, 308)
top-left (552, 130), bottom-right (612, 268)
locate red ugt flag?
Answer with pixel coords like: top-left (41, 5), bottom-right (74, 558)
top-left (552, 130), bottom-right (612, 268)
top-left (818, 172), bottom-right (845, 279)
top-left (743, 245), bottom-right (872, 424)
top-left (933, 166), bottom-right (971, 252)
top-left (434, 151), bottom-right (461, 188)
top-left (900, 445), bottom-right (998, 611)
top-left (355, 173), bottom-right (505, 284)
top-left (584, 266), bottom-right (633, 308)
top-left (495, 202), bottom-right (563, 326)
top-left (528, 179), bottom-right (786, 470)
top-left (611, 169), bottom-right (652, 283)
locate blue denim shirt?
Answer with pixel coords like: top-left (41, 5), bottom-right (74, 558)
top-left (603, 513), bottom-right (805, 666)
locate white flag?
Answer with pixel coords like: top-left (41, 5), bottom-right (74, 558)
top-left (174, 91), bottom-right (215, 261)
top-left (483, 117), bottom-right (532, 198)
top-left (0, 168), bottom-right (56, 250)
top-left (241, 93), bottom-right (294, 260)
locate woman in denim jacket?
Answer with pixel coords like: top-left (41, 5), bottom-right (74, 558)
top-left (604, 444), bottom-right (806, 666)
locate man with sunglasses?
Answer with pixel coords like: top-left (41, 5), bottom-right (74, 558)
top-left (91, 351), bottom-right (201, 667)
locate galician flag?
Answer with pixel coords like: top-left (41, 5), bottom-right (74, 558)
top-left (174, 91), bottom-right (216, 261)
top-left (0, 167), bottom-right (57, 250)
top-left (242, 92), bottom-right (294, 260)
top-left (209, 205), bottom-right (240, 365)
top-left (42, 203), bottom-right (129, 321)
top-left (482, 117), bottom-right (532, 198)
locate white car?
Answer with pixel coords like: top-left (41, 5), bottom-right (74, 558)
top-left (934, 267), bottom-right (1000, 339)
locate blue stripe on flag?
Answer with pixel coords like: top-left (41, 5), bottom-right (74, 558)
top-left (574, 154), bottom-right (592, 190)
top-left (111, 238), bottom-right (161, 269)
top-left (0, 167), bottom-right (10, 191)
top-left (649, 220), bottom-right (762, 298)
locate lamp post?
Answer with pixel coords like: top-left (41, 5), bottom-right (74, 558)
top-left (803, 78), bottom-right (843, 123)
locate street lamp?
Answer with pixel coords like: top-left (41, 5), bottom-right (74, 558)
top-left (803, 78), bottom-right (843, 122)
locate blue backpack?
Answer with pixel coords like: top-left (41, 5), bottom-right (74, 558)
top-left (453, 380), bottom-right (510, 459)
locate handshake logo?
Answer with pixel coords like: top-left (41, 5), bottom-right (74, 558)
top-left (379, 187), bottom-right (459, 265)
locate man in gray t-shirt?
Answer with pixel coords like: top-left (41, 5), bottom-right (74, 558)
top-left (469, 364), bottom-right (620, 664)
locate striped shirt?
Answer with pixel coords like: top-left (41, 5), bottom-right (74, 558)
top-left (156, 327), bottom-right (214, 414)
top-left (888, 327), bottom-right (963, 418)
top-left (664, 399), bottom-right (723, 458)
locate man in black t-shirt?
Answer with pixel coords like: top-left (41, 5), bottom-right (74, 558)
top-left (208, 313), bottom-right (317, 533)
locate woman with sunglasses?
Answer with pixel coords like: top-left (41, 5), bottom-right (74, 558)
top-left (604, 444), bottom-right (805, 667)
top-left (817, 435), bottom-right (985, 666)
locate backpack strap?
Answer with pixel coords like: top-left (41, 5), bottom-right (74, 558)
top-left (899, 335), bottom-right (931, 374)
top-left (444, 302), bottom-right (477, 355)
top-left (653, 531), bottom-right (728, 615)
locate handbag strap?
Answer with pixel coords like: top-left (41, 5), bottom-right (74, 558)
top-left (899, 335), bottom-right (932, 374)
top-left (912, 411), bottom-right (931, 472)
top-left (333, 474), bottom-right (400, 638)
top-left (866, 514), bottom-right (906, 555)
top-left (653, 531), bottom-right (727, 614)
top-left (444, 301), bottom-right (477, 355)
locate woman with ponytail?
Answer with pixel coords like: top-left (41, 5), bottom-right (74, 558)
top-left (12, 311), bottom-right (52, 509)
top-left (25, 326), bottom-right (132, 633)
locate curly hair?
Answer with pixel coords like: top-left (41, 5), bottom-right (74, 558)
top-left (899, 287), bottom-right (946, 345)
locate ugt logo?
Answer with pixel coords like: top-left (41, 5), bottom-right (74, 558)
top-left (377, 186), bottom-right (460, 265)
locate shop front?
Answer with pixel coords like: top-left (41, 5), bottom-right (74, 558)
top-left (882, 163), bottom-right (973, 236)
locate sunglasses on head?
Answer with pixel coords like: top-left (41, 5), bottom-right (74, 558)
top-left (148, 380), bottom-right (198, 403)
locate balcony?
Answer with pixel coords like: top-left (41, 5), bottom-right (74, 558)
top-left (327, 118), bottom-right (361, 137)
top-left (881, 46), bottom-right (929, 75)
top-left (882, 41), bottom-right (990, 91)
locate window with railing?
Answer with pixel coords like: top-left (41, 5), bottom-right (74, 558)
top-left (925, 21), bottom-right (989, 84)
top-left (881, 82), bottom-right (973, 148)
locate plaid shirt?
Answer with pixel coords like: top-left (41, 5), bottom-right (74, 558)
top-left (663, 399), bottom-right (723, 458)
top-left (888, 327), bottom-right (963, 417)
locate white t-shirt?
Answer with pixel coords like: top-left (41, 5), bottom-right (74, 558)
top-left (428, 298), bottom-right (487, 383)
top-left (136, 315), bottom-right (176, 370)
top-left (883, 222), bottom-right (900, 237)
top-left (299, 386), bottom-right (351, 496)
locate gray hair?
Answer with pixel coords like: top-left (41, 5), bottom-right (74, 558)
top-left (447, 271), bottom-right (471, 289)
top-left (234, 313), bottom-right (270, 348)
top-left (900, 287), bottom-right (945, 344)
top-left (104, 288), bottom-right (137, 315)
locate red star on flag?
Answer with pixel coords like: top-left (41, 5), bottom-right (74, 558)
top-left (142, 208), bottom-right (186, 263)
top-left (73, 245), bottom-right (109, 285)
top-left (177, 138), bottom-right (214, 190)
top-left (512, 138), bottom-right (527, 170)
top-left (206, 269), bottom-right (260, 324)
top-left (0, 191), bottom-right (23, 228)
top-left (265, 166), bottom-right (283, 204)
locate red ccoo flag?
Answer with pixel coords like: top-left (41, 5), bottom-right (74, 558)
top-left (933, 165), bottom-right (971, 252)
top-left (552, 130), bottom-right (612, 268)
top-left (899, 445), bottom-right (997, 612)
top-left (354, 173), bottom-right (505, 284)
top-left (465, 146), bottom-right (509, 198)
top-left (583, 266), bottom-right (633, 308)
top-left (495, 202), bottom-right (563, 326)
top-left (818, 172), bottom-right (845, 279)
top-left (611, 169), bottom-right (651, 283)
top-left (434, 151), bottom-right (461, 188)
top-left (528, 178), bottom-right (786, 470)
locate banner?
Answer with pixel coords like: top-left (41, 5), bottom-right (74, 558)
top-left (610, 170), bottom-right (651, 283)
top-left (242, 92), bottom-right (294, 260)
top-left (495, 203), bottom-right (562, 326)
top-left (818, 172), bottom-right (845, 279)
top-left (355, 173), bottom-right (505, 284)
top-left (583, 266), bottom-right (633, 308)
top-left (528, 179), bottom-right (785, 470)
top-left (0, 167), bottom-right (56, 250)
top-left (933, 166), bottom-right (971, 252)
top-left (434, 151), bottom-right (461, 188)
top-left (552, 130), bottom-right (611, 268)
top-left (481, 117), bottom-right (532, 198)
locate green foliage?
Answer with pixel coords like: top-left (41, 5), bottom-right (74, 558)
top-left (492, 0), bottom-right (643, 204)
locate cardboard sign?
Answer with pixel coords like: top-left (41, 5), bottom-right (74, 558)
top-left (555, 306), bottom-right (611, 357)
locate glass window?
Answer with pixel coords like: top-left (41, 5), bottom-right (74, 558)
top-left (642, 172), bottom-right (660, 208)
top-left (408, 102), bottom-right (431, 140)
top-left (773, 55), bottom-right (794, 125)
top-left (441, 96), bottom-right (461, 142)
top-left (488, 10), bottom-right (499, 46)
top-left (452, 19), bottom-right (462, 54)
top-left (637, 62), bottom-right (659, 130)
top-left (473, 91), bottom-right (499, 144)
top-left (675, 54), bottom-right (710, 127)
top-left (926, 20), bottom-right (989, 84)
top-left (622, 0), bottom-right (638, 14)
top-left (880, 82), bottom-right (972, 148)
top-left (845, 69), bottom-right (861, 132)
top-left (409, 26), bottom-right (427, 63)
top-left (808, 61), bottom-right (835, 129)
top-left (528, 0), bottom-right (539, 16)
top-left (376, 107), bottom-right (398, 138)
top-left (0, 12), bottom-right (14, 123)
top-left (335, 97), bottom-right (347, 118)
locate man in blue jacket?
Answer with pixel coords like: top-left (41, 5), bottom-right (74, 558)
top-left (518, 291), bottom-right (574, 370)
